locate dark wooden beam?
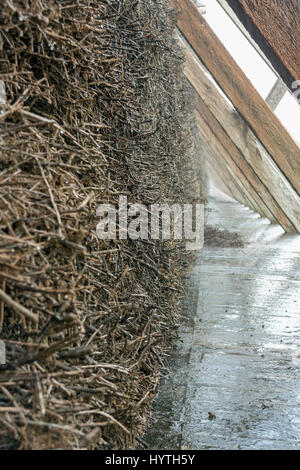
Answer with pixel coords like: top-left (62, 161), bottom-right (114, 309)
top-left (223, 0), bottom-right (300, 93)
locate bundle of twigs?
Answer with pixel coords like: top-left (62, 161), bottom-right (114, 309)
top-left (0, 0), bottom-right (205, 449)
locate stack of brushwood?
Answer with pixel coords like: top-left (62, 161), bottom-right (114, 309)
top-left (0, 0), bottom-right (205, 449)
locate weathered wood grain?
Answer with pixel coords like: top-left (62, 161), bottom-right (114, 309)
top-left (196, 111), bottom-right (268, 215)
top-left (265, 78), bottom-right (287, 111)
top-left (171, 0), bottom-right (300, 196)
top-left (207, 160), bottom-right (251, 207)
top-left (178, 35), bottom-right (300, 232)
top-left (223, 0), bottom-right (300, 92)
top-left (195, 110), bottom-right (282, 224)
top-left (195, 96), bottom-right (296, 231)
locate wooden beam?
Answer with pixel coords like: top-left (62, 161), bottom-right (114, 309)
top-left (207, 162), bottom-right (237, 202)
top-left (223, 0), bottom-right (300, 93)
top-left (195, 108), bottom-right (286, 226)
top-left (178, 35), bottom-right (300, 232)
top-left (199, 122), bottom-right (262, 212)
top-left (171, 0), bottom-right (300, 196)
top-left (195, 97), bottom-right (296, 231)
top-left (207, 159), bottom-right (250, 207)
top-left (266, 78), bottom-right (287, 111)
top-left (216, 0), bottom-right (278, 76)
top-left (0, 81), bottom-right (6, 147)
top-left (192, 1), bottom-right (206, 15)
top-left (207, 160), bottom-right (256, 211)
top-left (194, 90), bottom-right (296, 230)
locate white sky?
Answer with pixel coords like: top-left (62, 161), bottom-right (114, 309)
top-left (203, 0), bottom-right (300, 147)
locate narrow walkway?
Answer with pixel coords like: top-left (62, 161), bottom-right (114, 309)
top-left (143, 188), bottom-right (300, 450)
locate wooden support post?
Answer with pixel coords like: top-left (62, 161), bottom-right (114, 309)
top-left (207, 161), bottom-right (257, 211)
top-left (222, 0), bottom-right (300, 93)
top-left (177, 34), bottom-right (300, 232)
top-left (194, 92), bottom-right (296, 231)
top-left (0, 80), bottom-right (6, 147)
top-left (201, 128), bottom-right (261, 212)
top-left (195, 109), bottom-right (282, 224)
top-left (266, 78), bottom-right (286, 111)
top-left (171, 0), bottom-right (300, 197)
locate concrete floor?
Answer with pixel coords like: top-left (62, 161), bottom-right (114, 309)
top-left (142, 187), bottom-right (300, 450)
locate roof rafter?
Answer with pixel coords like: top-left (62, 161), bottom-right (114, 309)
top-left (171, 0), bottom-right (300, 233)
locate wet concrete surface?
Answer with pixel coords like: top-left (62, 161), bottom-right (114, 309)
top-left (141, 187), bottom-right (300, 450)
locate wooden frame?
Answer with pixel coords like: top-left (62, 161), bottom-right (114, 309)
top-left (171, 0), bottom-right (300, 199)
